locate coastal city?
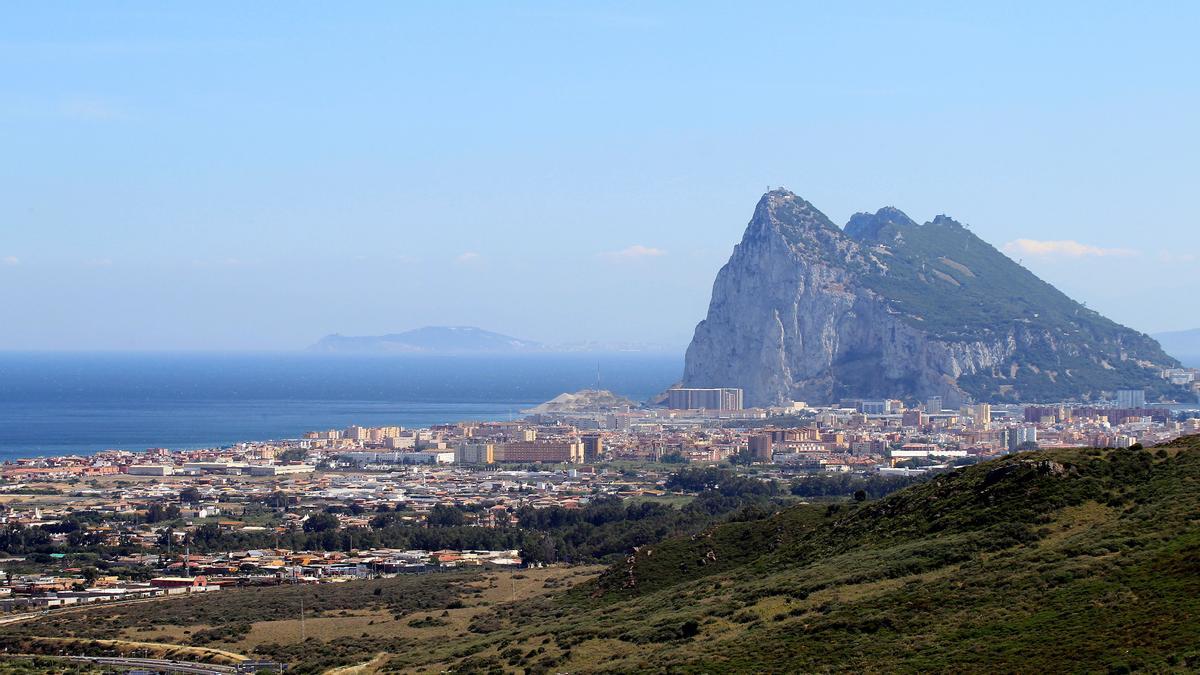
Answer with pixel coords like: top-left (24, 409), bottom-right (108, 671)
top-left (2, 373), bottom-right (1197, 616)
top-left (7, 4), bottom-right (1200, 671)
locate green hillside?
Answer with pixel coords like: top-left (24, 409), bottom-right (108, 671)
top-left (847, 209), bottom-right (1179, 401)
top-left (433, 437), bottom-right (1200, 672)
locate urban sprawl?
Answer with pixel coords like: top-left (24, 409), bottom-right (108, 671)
top-left (1, 374), bottom-right (1197, 616)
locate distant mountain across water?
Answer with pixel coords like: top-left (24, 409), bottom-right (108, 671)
top-left (1154, 328), bottom-right (1200, 367)
top-left (311, 327), bottom-right (541, 354)
top-left (310, 326), bottom-right (679, 355)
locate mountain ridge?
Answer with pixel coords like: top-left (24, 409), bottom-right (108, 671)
top-left (310, 327), bottom-right (683, 355)
top-left (1153, 327), bottom-right (1200, 366)
top-left (309, 326), bottom-right (543, 354)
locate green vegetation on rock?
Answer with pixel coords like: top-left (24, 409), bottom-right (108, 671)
top-left (849, 213), bottom-right (1179, 401)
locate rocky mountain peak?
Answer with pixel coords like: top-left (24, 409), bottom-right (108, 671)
top-left (929, 214), bottom-right (965, 228)
top-left (683, 190), bottom-right (1181, 407)
top-left (749, 189), bottom-right (839, 237)
top-left (742, 188), bottom-right (852, 267)
top-left (845, 206), bottom-right (918, 243)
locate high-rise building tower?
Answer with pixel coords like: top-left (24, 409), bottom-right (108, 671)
top-left (666, 388), bottom-right (744, 411)
top-left (749, 434), bottom-right (773, 461)
top-left (581, 434), bottom-right (603, 462)
top-left (1117, 389), bottom-right (1146, 409)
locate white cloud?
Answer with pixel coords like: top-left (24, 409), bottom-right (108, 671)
top-left (1003, 239), bottom-right (1138, 259)
top-left (1, 256), bottom-right (18, 266)
top-left (600, 244), bottom-right (667, 262)
top-left (455, 251), bottom-right (481, 264)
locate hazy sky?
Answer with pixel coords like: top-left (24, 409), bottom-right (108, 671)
top-left (2, 2), bottom-right (1197, 350)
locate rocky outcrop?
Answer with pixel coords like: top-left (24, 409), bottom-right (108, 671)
top-left (523, 389), bottom-right (636, 414)
top-left (683, 189), bottom-right (1180, 407)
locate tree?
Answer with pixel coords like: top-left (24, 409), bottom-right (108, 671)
top-left (179, 487), bottom-right (202, 504)
top-left (303, 512), bottom-right (341, 533)
top-left (520, 532), bottom-right (558, 565)
top-left (146, 502), bottom-right (181, 523)
top-left (426, 504), bottom-right (467, 528)
top-left (264, 491), bottom-right (290, 508)
top-left (279, 447), bottom-right (309, 462)
top-left (369, 511), bottom-right (401, 529)
top-left (190, 523), bottom-right (224, 548)
top-left (729, 448), bottom-right (755, 466)
top-left (853, 489), bottom-right (867, 502)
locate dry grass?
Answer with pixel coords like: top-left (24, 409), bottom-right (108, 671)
top-left (308, 567), bottom-right (603, 674)
top-left (269, 567), bottom-right (591, 648)
top-left (233, 609), bottom-right (396, 649)
top-left (120, 623), bottom-right (211, 644)
top-left (325, 652), bottom-right (389, 674)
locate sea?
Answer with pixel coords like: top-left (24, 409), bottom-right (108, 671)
top-left (0, 352), bottom-right (683, 460)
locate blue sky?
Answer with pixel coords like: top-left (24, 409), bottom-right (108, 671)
top-left (1, 2), bottom-right (1197, 350)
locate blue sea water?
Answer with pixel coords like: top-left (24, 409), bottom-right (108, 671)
top-left (0, 352), bottom-right (683, 459)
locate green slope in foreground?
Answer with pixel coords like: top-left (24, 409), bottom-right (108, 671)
top-left (441, 436), bottom-right (1200, 673)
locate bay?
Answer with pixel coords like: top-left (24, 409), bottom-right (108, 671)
top-left (0, 352), bottom-right (682, 458)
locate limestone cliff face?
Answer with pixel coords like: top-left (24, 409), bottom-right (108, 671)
top-left (683, 190), bottom-right (1180, 407)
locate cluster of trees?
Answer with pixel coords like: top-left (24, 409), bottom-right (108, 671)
top-left (178, 520), bottom-right (529, 556)
top-left (145, 502), bottom-right (182, 523)
top-left (161, 484), bottom-right (789, 566)
top-left (0, 464), bottom-right (936, 567)
top-left (664, 467), bottom-right (781, 496)
top-left (789, 472), bottom-right (931, 499)
top-left (277, 447), bottom-right (309, 462)
top-left (0, 522), bottom-right (107, 554)
top-left (0, 525), bottom-right (53, 553)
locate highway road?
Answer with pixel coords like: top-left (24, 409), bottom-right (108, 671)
top-left (0, 595), bottom-right (173, 626)
top-left (67, 654), bottom-right (239, 674)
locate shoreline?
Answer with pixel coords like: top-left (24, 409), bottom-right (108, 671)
top-left (0, 398), bottom-right (544, 462)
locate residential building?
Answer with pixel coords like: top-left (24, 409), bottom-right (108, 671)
top-left (667, 388), bottom-right (744, 411)
top-left (497, 441), bottom-right (585, 463)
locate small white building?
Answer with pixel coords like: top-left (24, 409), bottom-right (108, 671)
top-left (127, 465), bottom-right (174, 476)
